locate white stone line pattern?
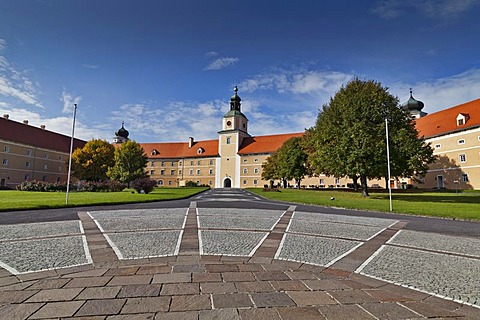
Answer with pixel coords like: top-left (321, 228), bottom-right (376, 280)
top-left (387, 230), bottom-right (480, 258)
top-left (287, 219), bottom-right (386, 241)
top-left (93, 216), bottom-right (186, 232)
top-left (0, 221), bottom-right (83, 241)
top-left (293, 211), bottom-right (398, 227)
top-left (105, 230), bottom-right (182, 259)
top-left (197, 208), bottom-right (284, 219)
top-left (358, 245), bottom-right (480, 308)
top-left (198, 215), bottom-right (279, 231)
top-left (199, 230), bottom-right (268, 256)
top-left (0, 236), bottom-right (91, 274)
top-left (276, 233), bottom-right (363, 267)
top-left (88, 208), bottom-right (188, 219)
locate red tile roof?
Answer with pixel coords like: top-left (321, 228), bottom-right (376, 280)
top-left (415, 98), bottom-right (480, 138)
top-left (0, 117), bottom-right (86, 152)
top-left (140, 139), bottom-right (219, 159)
top-left (238, 132), bottom-right (304, 155)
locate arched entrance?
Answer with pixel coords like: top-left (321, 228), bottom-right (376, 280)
top-left (223, 178), bottom-right (232, 188)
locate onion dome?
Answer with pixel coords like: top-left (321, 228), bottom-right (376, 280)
top-left (230, 85), bottom-right (241, 103)
top-left (115, 122), bottom-right (129, 139)
top-left (402, 89), bottom-right (425, 112)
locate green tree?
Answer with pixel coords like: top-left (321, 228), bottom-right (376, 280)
top-left (107, 141), bottom-right (148, 186)
top-left (262, 137), bottom-right (310, 188)
top-left (71, 139), bottom-right (115, 181)
top-left (304, 78), bottom-right (435, 196)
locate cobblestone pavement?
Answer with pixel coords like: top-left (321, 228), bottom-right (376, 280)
top-left (0, 189), bottom-right (479, 319)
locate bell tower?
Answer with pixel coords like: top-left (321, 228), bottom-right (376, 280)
top-left (217, 86), bottom-right (250, 188)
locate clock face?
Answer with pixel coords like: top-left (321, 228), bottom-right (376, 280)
top-left (226, 120), bottom-right (232, 126)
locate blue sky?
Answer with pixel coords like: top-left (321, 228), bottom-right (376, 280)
top-left (1, 0), bottom-right (480, 143)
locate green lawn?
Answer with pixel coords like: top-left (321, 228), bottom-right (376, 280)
top-left (248, 188), bottom-right (480, 221)
top-left (0, 187), bottom-right (209, 211)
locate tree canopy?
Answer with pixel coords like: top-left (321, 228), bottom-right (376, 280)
top-left (304, 78), bottom-right (435, 196)
top-left (107, 140), bottom-right (148, 185)
top-left (71, 139), bottom-right (115, 181)
top-left (262, 137), bottom-right (310, 188)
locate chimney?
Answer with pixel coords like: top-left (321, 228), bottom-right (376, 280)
top-left (188, 137), bottom-right (194, 148)
top-left (3, 114), bottom-right (8, 120)
top-left (23, 120), bottom-right (29, 125)
top-left (40, 125), bottom-right (46, 130)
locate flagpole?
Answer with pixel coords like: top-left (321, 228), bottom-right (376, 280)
top-left (66, 103), bottom-right (77, 204)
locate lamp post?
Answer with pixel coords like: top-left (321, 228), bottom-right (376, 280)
top-left (66, 103), bottom-right (77, 204)
top-left (384, 114), bottom-right (393, 211)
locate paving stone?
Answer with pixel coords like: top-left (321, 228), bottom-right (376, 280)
top-left (26, 287), bottom-right (83, 302)
top-left (170, 294), bottom-right (212, 311)
top-left (29, 300), bottom-right (85, 319)
top-left (284, 271), bottom-right (318, 280)
top-left (399, 301), bottom-right (460, 318)
top-left (0, 290), bottom-right (38, 303)
top-left (136, 265), bottom-right (171, 275)
top-left (173, 264), bottom-right (205, 273)
top-left (318, 304), bottom-right (376, 320)
top-left (161, 283), bottom-right (199, 295)
top-left (65, 276), bottom-right (112, 288)
top-left (254, 271), bottom-right (290, 281)
top-left (235, 281), bottom-right (274, 293)
top-left (154, 311), bottom-right (199, 320)
top-left (250, 292), bottom-right (295, 307)
top-left (17, 270), bottom-right (58, 281)
top-left (193, 272), bottom-right (222, 283)
top-left (222, 272), bottom-right (256, 282)
top-left (76, 299), bottom-right (127, 316)
top-left (152, 273), bottom-right (191, 284)
top-left (107, 314), bottom-right (155, 320)
top-left (212, 293), bottom-right (253, 308)
top-left (28, 278), bottom-right (70, 289)
top-left (270, 280), bottom-right (309, 291)
top-left (302, 279), bottom-right (350, 290)
top-left (205, 264), bottom-right (239, 273)
top-left (121, 296), bottom-right (170, 313)
top-left (77, 286), bottom-right (122, 300)
top-left (117, 284), bottom-right (162, 298)
top-left (238, 307), bottom-right (282, 319)
top-left (0, 280), bottom-right (36, 291)
top-left (201, 282), bottom-right (237, 294)
top-left (287, 291), bottom-right (337, 306)
top-left (327, 289), bottom-right (379, 304)
top-left (199, 308), bottom-right (240, 320)
top-left (108, 275), bottom-right (152, 286)
top-left (104, 267), bottom-right (140, 276)
top-left (0, 302), bottom-right (43, 319)
top-left (62, 268), bottom-right (108, 278)
top-left (361, 302), bottom-right (422, 319)
top-left (364, 289), bottom-right (414, 302)
top-left (276, 306), bottom-right (325, 320)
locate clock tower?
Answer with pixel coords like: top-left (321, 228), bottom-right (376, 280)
top-left (217, 86), bottom-right (250, 188)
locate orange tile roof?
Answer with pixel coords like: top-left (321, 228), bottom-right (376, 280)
top-left (238, 132), bottom-right (304, 155)
top-left (140, 139), bottom-right (219, 159)
top-left (415, 98), bottom-right (480, 138)
top-left (0, 117), bottom-right (86, 152)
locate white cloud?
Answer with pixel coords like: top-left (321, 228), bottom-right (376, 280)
top-left (204, 57), bottom-right (239, 71)
top-left (0, 39), bottom-right (6, 51)
top-left (372, 0), bottom-right (479, 20)
top-left (204, 51), bottom-right (218, 58)
top-left (61, 91), bottom-right (82, 113)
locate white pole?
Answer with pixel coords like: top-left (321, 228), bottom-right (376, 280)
top-left (385, 117), bottom-right (393, 211)
top-left (66, 103), bottom-right (77, 204)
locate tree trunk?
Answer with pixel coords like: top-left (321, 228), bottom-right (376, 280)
top-left (282, 178), bottom-right (287, 188)
top-left (296, 178), bottom-right (301, 189)
top-left (360, 175), bottom-right (369, 197)
top-left (351, 175), bottom-right (359, 191)
top-left (384, 176), bottom-right (389, 189)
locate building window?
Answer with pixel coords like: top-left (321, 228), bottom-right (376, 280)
top-left (243, 180), bottom-right (247, 185)
top-left (190, 160), bottom-right (194, 165)
top-left (25, 161), bottom-right (31, 168)
top-left (435, 144), bottom-right (441, 149)
top-left (459, 154), bottom-right (467, 163)
top-left (27, 150), bottom-right (32, 156)
top-left (161, 170), bottom-right (165, 175)
top-left (158, 180), bottom-right (164, 186)
top-left (189, 169), bottom-right (194, 175)
top-left (2, 159), bottom-right (8, 166)
top-left (170, 170), bottom-right (175, 175)
top-left (161, 161), bottom-right (165, 166)
top-left (179, 170), bottom-right (182, 175)
top-left (243, 159), bottom-right (247, 163)
top-left (24, 174), bottom-right (29, 180)
top-left (151, 161), bottom-right (155, 167)
top-left (226, 137), bottom-right (231, 144)
top-left (197, 160), bottom-right (201, 165)
top-left (197, 169), bottom-right (201, 175)
top-left (58, 166), bottom-right (62, 172)
top-left (254, 168), bottom-right (259, 174)
top-left (196, 180), bottom-right (200, 186)
top-left (59, 155), bottom-right (63, 160)
top-left (253, 179), bottom-right (258, 185)
top-left (44, 153), bottom-right (48, 159)
top-left (254, 158), bottom-right (259, 162)
top-left (56, 177), bottom-right (61, 183)
top-left (197, 148), bottom-right (203, 154)
top-left (168, 180), bottom-right (172, 186)
top-left (335, 178), bottom-right (340, 185)
top-left (179, 161), bottom-right (182, 166)
top-left (150, 170), bottom-right (155, 175)
top-left (462, 174), bottom-right (469, 182)
top-left (458, 139), bottom-right (465, 145)
top-left (319, 179), bottom-right (324, 185)
top-left (243, 168), bottom-right (248, 174)
top-left (42, 176), bottom-right (47, 181)
top-left (3, 146), bottom-right (9, 152)
top-left (43, 164), bottom-right (48, 170)
top-left (209, 160), bottom-right (213, 165)
top-left (209, 180), bottom-right (213, 185)
top-left (171, 161), bottom-right (175, 166)
top-left (209, 169), bottom-right (213, 175)
top-left (458, 119), bottom-right (464, 126)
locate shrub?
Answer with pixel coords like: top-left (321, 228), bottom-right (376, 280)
top-left (17, 180), bottom-right (126, 192)
top-left (131, 178), bottom-right (157, 194)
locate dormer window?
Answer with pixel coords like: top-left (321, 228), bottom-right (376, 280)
top-left (197, 148), bottom-right (204, 154)
top-left (456, 113), bottom-right (470, 126)
top-left (151, 149), bottom-right (159, 155)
